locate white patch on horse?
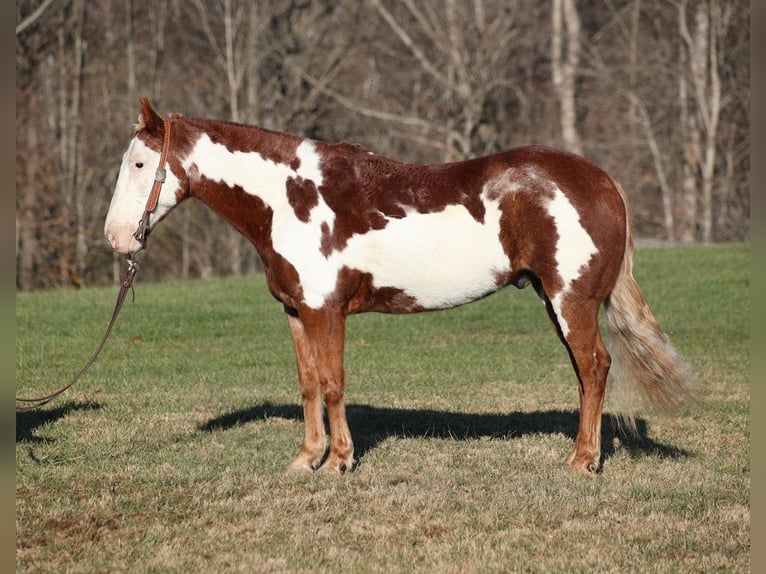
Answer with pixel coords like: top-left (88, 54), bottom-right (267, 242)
top-left (184, 136), bottom-right (338, 301)
top-left (294, 141), bottom-right (324, 186)
top-left (329, 186), bottom-right (511, 310)
top-left (545, 185), bottom-right (598, 337)
top-left (186, 134), bottom-right (296, 204)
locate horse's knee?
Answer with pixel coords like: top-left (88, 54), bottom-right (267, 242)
top-left (594, 344), bottom-right (611, 383)
top-left (320, 380), bottom-right (344, 405)
top-left (566, 330), bottom-right (611, 396)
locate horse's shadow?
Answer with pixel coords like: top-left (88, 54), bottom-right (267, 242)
top-left (199, 401), bottom-right (690, 466)
top-left (15, 401), bottom-right (103, 444)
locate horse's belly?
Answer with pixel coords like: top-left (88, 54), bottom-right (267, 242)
top-left (345, 205), bottom-right (511, 310)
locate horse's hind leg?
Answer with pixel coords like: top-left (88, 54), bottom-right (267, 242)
top-left (545, 295), bottom-right (611, 474)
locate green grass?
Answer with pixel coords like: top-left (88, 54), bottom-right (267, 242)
top-left (16, 243), bottom-right (749, 573)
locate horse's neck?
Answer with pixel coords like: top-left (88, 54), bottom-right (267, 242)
top-left (183, 119), bottom-right (316, 254)
top-left (185, 118), bottom-right (304, 168)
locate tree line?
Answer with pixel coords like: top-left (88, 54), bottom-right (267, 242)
top-left (15, 0), bottom-right (749, 290)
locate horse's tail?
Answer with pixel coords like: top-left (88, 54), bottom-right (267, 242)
top-left (603, 181), bottom-right (692, 431)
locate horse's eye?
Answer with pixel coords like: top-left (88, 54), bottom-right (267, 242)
top-left (135, 162), bottom-right (144, 169)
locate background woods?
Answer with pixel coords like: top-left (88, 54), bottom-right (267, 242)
top-left (15, 0), bottom-right (749, 290)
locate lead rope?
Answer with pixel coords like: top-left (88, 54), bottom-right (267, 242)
top-left (16, 117), bottom-right (172, 412)
top-left (15, 258), bottom-right (140, 411)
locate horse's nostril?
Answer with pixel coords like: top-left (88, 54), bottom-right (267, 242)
top-left (106, 232), bottom-right (117, 249)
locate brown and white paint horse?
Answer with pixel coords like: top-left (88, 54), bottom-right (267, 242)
top-left (105, 98), bottom-right (690, 474)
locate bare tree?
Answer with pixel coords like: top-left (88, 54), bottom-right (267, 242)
top-left (629, 93), bottom-right (676, 239)
top-left (585, 2), bottom-right (677, 240)
top-left (52, 0), bottom-right (89, 285)
top-left (306, 0), bottom-right (521, 161)
top-left (16, 0), bottom-right (59, 35)
top-left (551, 0), bottom-right (582, 154)
top-left (17, 101), bottom-right (39, 291)
top-left (189, 0), bottom-right (252, 274)
top-left (678, 0), bottom-right (729, 242)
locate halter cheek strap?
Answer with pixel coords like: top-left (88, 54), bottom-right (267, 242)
top-left (133, 117), bottom-right (172, 247)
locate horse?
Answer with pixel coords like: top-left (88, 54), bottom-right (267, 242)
top-left (105, 97), bottom-right (690, 475)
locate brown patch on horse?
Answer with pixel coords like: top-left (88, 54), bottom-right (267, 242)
top-left (327, 267), bottom-right (424, 314)
top-left (313, 147), bottom-right (501, 256)
top-left (312, 148), bottom-right (392, 256)
top-left (134, 115), bottom-right (202, 204)
top-left (507, 147), bottom-right (626, 298)
top-left (192, 177), bottom-right (272, 246)
top-left (474, 161), bottom-right (564, 297)
top-left (361, 159), bottom-right (489, 224)
top-left (318, 209), bottom-right (389, 258)
top-left (191, 174), bottom-right (306, 308)
top-left (286, 177), bottom-right (319, 223)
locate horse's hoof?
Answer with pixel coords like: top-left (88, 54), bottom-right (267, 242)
top-left (564, 454), bottom-right (601, 476)
top-left (287, 458), bottom-right (317, 474)
top-left (317, 457), bottom-right (354, 475)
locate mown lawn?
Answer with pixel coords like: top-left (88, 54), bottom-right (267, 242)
top-left (16, 243), bottom-right (749, 573)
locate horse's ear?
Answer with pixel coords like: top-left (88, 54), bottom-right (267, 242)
top-left (135, 97), bottom-right (164, 136)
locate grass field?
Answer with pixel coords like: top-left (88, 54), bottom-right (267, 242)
top-left (16, 243), bottom-right (749, 573)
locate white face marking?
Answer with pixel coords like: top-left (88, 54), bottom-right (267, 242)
top-left (104, 137), bottom-right (182, 253)
top-left (544, 185), bottom-right (599, 337)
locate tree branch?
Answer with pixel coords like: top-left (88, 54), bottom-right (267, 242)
top-left (16, 0), bottom-right (59, 36)
top-left (369, 0), bottom-right (449, 90)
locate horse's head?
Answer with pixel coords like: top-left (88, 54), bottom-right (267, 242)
top-left (104, 97), bottom-right (185, 255)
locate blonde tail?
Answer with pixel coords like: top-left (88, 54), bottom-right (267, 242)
top-left (604, 183), bottom-right (692, 431)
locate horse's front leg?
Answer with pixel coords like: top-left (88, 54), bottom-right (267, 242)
top-left (286, 308), bottom-right (327, 472)
top-left (301, 307), bottom-right (354, 474)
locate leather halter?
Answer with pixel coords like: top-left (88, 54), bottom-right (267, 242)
top-left (133, 117), bottom-right (172, 248)
top-left (16, 118), bottom-right (173, 411)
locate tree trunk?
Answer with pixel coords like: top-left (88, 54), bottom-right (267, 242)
top-left (700, 1), bottom-right (722, 243)
top-left (629, 93), bottom-right (675, 240)
top-left (55, 0), bottom-right (87, 285)
top-left (224, 0), bottom-right (243, 275)
top-left (18, 111), bottom-right (39, 291)
top-left (115, 0), bottom-right (138, 283)
top-left (551, 0), bottom-right (582, 155)
top-left (71, 0), bottom-right (88, 285)
top-left (678, 0), bottom-right (726, 243)
top-left (677, 2), bottom-right (698, 242)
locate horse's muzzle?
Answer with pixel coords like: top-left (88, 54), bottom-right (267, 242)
top-left (105, 224), bottom-right (143, 255)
